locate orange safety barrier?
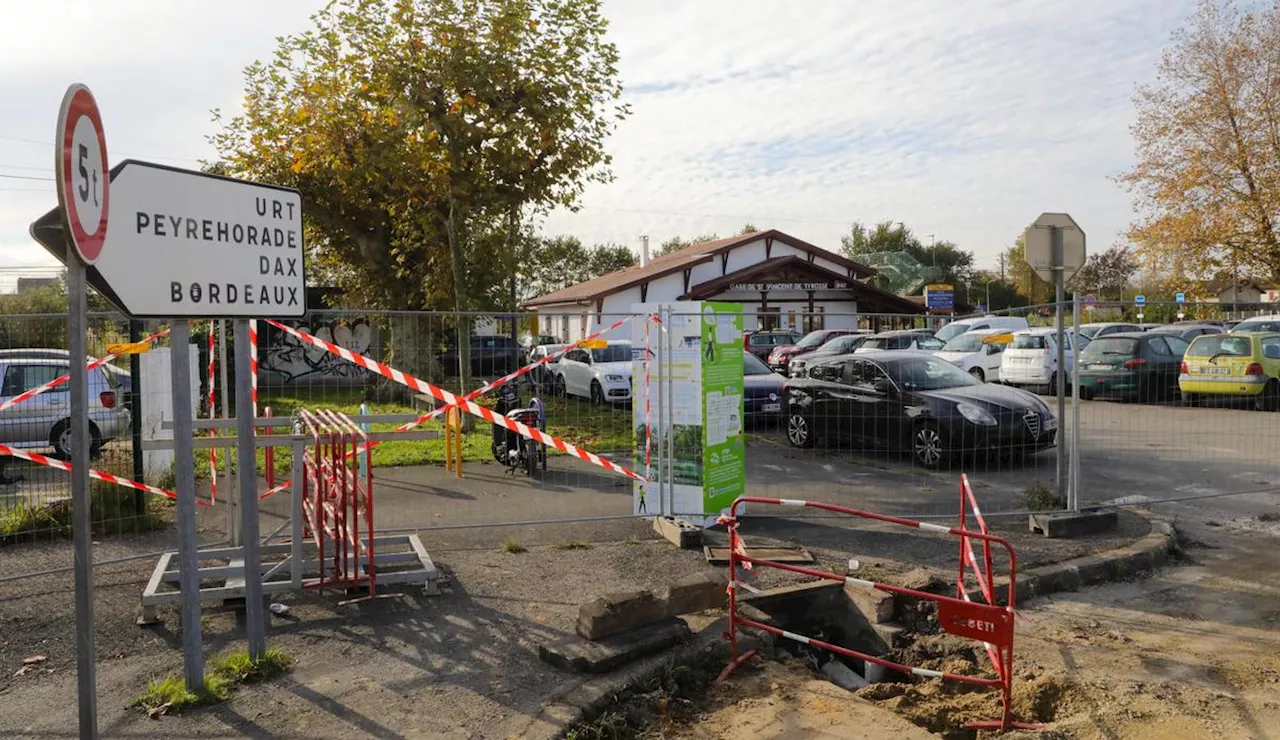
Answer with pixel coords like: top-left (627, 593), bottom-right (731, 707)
top-left (297, 409), bottom-right (376, 596)
top-left (443, 407), bottom-right (463, 478)
top-left (717, 492), bottom-right (1042, 732)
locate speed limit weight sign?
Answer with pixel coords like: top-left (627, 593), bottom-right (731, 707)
top-left (55, 84), bottom-right (109, 264)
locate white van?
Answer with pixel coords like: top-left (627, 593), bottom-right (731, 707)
top-left (1000, 328), bottom-right (1089, 392)
top-left (934, 316), bottom-right (1030, 344)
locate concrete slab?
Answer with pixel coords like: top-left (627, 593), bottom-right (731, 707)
top-left (1030, 509), bottom-right (1119, 538)
top-left (538, 617), bottom-right (691, 674)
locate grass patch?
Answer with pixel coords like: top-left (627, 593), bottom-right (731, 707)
top-left (1024, 482), bottom-right (1066, 511)
top-left (0, 480), bottom-right (167, 544)
top-left (255, 386), bottom-right (633, 472)
top-left (130, 647), bottom-right (292, 714)
top-left (551, 540), bottom-right (592, 551)
top-left (499, 539), bottom-right (527, 554)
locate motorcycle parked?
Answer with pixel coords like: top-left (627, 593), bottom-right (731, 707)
top-left (491, 383), bottom-right (547, 477)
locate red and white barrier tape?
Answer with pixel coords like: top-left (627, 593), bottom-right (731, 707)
top-left (258, 315), bottom-right (640, 500)
top-left (0, 327), bottom-right (172, 414)
top-left (207, 322), bottom-right (218, 504)
top-left (248, 319), bottom-right (258, 417)
top-left (0, 443), bottom-right (205, 506)
top-left (263, 319), bottom-right (646, 481)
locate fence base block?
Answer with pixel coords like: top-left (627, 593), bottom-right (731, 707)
top-left (653, 516), bottom-right (702, 549)
top-left (1029, 509), bottom-right (1118, 538)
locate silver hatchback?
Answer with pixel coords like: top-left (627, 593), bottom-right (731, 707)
top-left (0, 357), bottom-right (130, 458)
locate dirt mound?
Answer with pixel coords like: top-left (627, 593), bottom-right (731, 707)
top-left (1212, 656), bottom-right (1280, 690)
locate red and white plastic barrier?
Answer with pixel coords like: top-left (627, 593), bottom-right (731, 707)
top-left (0, 443), bottom-right (207, 507)
top-left (263, 319), bottom-right (645, 482)
top-left (248, 319), bottom-right (259, 417)
top-left (0, 326), bottom-right (171, 414)
top-left (207, 322), bottom-right (218, 504)
top-left (717, 493), bottom-right (1039, 732)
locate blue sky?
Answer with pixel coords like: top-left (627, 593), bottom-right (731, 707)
top-left (0, 0), bottom-right (1202, 290)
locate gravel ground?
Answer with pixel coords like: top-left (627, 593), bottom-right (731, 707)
top-left (0, 502), bottom-right (1149, 738)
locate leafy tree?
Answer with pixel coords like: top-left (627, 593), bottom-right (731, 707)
top-left (587, 243), bottom-right (637, 276)
top-left (737, 223), bottom-right (758, 235)
top-left (841, 220), bottom-right (975, 294)
top-left (1118, 0), bottom-right (1280, 282)
top-left (1004, 234), bottom-right (1053, 304)
top-left (211, 0), bottom-right (627, 406)
top-left (1068, 245), bottom-right (1138, 300)
top-left (970, 271), bottom-right (1029, 311)
top-left (655, 233), bottom-right (720, 258)
top-left (519, 235), bottom-right (636, 301)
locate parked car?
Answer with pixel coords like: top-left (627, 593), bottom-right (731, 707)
top-left (555, 341), bottom-right (632, 404)
top-left (1079, 322), bottom-right (1144, 340)
top-left (1222, 320), bottom-right (1242, 332)
top-left (855, 329), bottom-right (944, 353)
top-left (0, 357), bottom-right (129, 459)
top-left (787, 334), bottom-right (874, 378)
top-left (783, 351), bottom-right (1056, 468)
top-left (933, 328), bottom-right (1012, 382)
top-left (1146, 324), bottom-right (1222, 343)
top-left (527, 343), bottom-right (567, 391)
top-left (1179, 332), bottom-right (1280, 410)
top-left (743, 352), bottom-right (786, 423)
top-left (519, 334), bottom-right (561, 361)
top-left (933, 315), bottom-right (1030, 344)
top-left (437, 335), bottom-right (521, 377)
top-left (767, 329), bottom-right (860, 372)
top-left (1077, 332), bottom-right (1189, 402)
top-left (1230, 314), bottom-right (1280, 334)
top-left (999, 328), bottom-right (1087, 393)
top-left (743, 329), bottom-right (803, 362)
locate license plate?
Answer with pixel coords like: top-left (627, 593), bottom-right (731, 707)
top-left (1197, 366), bottom-right (1230, 375)
top-left (1088, 364), bottom-right (1111, 371)
top-left (762, 403), bottom-right (781, 412)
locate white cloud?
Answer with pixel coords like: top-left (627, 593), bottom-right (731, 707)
top-left (0, 0), bottom-right (1199, 294)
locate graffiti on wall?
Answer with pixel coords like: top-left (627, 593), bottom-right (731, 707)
top-left (261, 317), bottom-right (378, 383)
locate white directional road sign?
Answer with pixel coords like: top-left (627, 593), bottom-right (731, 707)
top-left (1024, 212), bottom-right (1086, 282)
top-left (33, 160), bottom-right (306, 318)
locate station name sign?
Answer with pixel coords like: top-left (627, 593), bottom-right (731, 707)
top-left (728, 281), bottom-right (850, 292)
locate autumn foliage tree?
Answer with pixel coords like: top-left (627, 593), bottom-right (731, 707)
top-left (211, 0), bottom-right (627, 398)
top-left (1119, 0), bottom-right (1280, 284)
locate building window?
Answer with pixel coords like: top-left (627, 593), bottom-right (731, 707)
top-left (804, 307), bottom-right (825, 332)
top-left (786, 310), bottom-right (797, 330)
top-left (759, 307), bottom-right (781, 331)
top-left (560, 315), bottom-right (569, 342)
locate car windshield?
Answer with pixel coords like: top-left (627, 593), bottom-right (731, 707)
top-left (820, 336), bottom-right (862, 354)
top-left (883, 356), bottom-right (978, 391)
top-left (743, 353), bottom-right (772, 375)
top-left (942, 333), bottom-right (985, 352)
top-left (1078, 327), bottom-right (1100, 339)
top-left (934, 322), bottom-right (974, 343)
top-left (590, 344), bottom-right (632, 362)
top-left (1010, 334), bottom-right (1047, 349)
top-left (1234, 319), bottom-right (1280, 333)
top-left (1188, 335), bottom-right (1253, 358)
top-left (795, 331), bottom-right (830, 348)
top-left (1082, 337), bottom-right (1138, 357)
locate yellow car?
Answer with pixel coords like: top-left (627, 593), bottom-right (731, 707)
top-left (1179, 332), bottom-right (1280, 410)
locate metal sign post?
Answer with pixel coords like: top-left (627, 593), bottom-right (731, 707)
top-left (169, 321), bottom-right (205, 690)
top-left (1025, 213), bottom-right (1086, 504)
top-left (235, 319), bottom-right (267, 658)
top-left (54, 82), bottom-right (111, 740)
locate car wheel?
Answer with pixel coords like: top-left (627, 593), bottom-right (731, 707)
top-left (1255, 380), bottom-right (1280, 412)
top-left (52, 420), bottom-right (102, 460)
top-left (1181, 391), bottom-right (1199, 407)
top-left (554, 375), bottom-right (567, 397)
top-left (911, 422), bottom-right (948, 470)
top-left (590, 380), bottom-right (605, 406)
top-left (969, 367), bottom-right (985, 382)
top-left (1047, 372), bottom-right (1059, 396)
top-left (786, 412), bottom-right (815, 448)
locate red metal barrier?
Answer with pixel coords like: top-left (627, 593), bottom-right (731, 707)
top-left (264, 407), bottom-right (274, 489)
top-left (296, 409), bottom-right (376, 596)
top-left (717, 494), bottom-right (1041, 732)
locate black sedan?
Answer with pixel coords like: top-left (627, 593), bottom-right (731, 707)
top-left (744, 351), bottom-right (786, 423)
top-left (784, 351), bottom-right (1057, 469)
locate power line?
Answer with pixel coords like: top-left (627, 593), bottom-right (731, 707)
top-left (0, 163), bottom-right (54, 172)
top-left (0, 173), bottom-right (53, 182)
top-left (0, 131), bottom-right (205, 164)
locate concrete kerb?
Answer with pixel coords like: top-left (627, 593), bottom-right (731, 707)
top-left (527, 510), bottom-right (1178, 739)
top-left (967, 511), bottom-right (1178, 605)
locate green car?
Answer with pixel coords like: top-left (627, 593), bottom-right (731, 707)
top-left (1077, 332), bottom-right (1190, 402)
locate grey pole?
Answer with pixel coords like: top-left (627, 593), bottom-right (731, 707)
top-left (665, 307), bottom-right (675, 517)
top-left (653, 310), bottom-right (664, 518)
top-left (219, 321), bottom-right (230, 419)
top-left (234, 319), bottom-right (267, 658)
top-left (1052, 227), bottom-right (1067, 500)
top-left (129, 319), bottom-right (145, 512)
top-left (169, 321), bottom-right (204, 690)
top-left (67, 258), bottom-right (97, 739)
top-left (1071, 292), bottom-right (1082, 512)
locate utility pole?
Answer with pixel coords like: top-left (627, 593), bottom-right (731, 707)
top-left (999, 253), bottom-right (1006, 282)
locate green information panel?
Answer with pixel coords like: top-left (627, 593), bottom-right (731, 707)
top-left (700, 302), bottom-right (745, 514)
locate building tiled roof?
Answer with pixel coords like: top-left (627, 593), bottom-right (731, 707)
top-left (523, 229), bottom-right (876, 307)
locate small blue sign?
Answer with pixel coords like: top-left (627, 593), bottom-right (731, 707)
top-left (925, 288), bottom-right (954, 311)
top-left (1175, 292), bottom-right (1186, 304)
top-left (1135, 295), bottom-right (1146, 306)
top-left (1084, 294), bottom-right (1097, 307)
